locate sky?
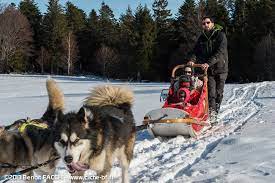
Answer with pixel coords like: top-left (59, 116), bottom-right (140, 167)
top-left (1, 0), bottom-right (183, 18)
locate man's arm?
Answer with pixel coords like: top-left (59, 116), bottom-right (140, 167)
top-left (207, 32), bottom-right (227, 66)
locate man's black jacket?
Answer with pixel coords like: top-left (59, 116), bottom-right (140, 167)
top-left (190, 25), bottom-right (228, 75)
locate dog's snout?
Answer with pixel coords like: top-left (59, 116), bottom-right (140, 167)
top-left (64, 155), bottom-right (73, 163)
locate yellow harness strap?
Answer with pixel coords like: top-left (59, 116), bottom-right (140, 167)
top-left (18, 119), bottom-right (48, 133)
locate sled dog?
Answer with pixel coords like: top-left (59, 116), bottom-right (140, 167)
top-left (54, 85), bottom-right (136, 183)
top-left (0, 79), bottom-right (63, 178)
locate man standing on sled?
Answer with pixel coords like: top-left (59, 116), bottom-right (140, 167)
top-left (187, 16), bottom-right (228, 123)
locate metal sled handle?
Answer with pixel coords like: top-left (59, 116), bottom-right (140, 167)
top-left (172, 64), bottom-right (208, 78)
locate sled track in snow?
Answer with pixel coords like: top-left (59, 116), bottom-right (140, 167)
top-left (126, 82), bottom-right (268, 182)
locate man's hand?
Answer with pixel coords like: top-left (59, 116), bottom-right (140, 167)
top-left (187, 61), bottom-right (194, 66)
top-left (201, 63), bottom-right (209, 70)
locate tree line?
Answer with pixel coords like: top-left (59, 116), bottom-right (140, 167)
top-left (0, 0), bottom-right (274, 82)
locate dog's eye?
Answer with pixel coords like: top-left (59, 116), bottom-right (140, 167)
top-left (59, 139), bottom-right (67, 146)
top-left (72, 138), bottom-right (80, 145)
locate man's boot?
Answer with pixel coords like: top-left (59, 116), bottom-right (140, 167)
top-left (209, 110), bottom-right (218, 125)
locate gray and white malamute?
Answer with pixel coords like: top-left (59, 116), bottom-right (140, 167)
top-left (54, 85), bottom-right (136, 183)
top-left (0, 79), bottom-right (64, 177)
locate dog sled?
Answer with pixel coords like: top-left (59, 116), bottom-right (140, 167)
top-left (140, 64), bottom-right (210, 138)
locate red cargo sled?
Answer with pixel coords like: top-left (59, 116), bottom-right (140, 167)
top-left (142, 64), bottom-right (210, 137)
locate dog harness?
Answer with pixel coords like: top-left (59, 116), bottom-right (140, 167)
top-left (18, 118), bottom-right (48, 133)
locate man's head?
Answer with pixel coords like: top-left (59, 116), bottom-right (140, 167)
top-left (202, 16), bottom-right (215, 32)
top-left (184, 66), bottom-right (193, 76)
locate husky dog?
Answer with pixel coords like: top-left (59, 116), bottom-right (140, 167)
top-left (0, 79), bottom-right (64, 178)
top-left (54, 85), bottom-right (136, 183)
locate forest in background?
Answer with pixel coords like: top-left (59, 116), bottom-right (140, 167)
top-left (0, 0), bottom-right (274, 82)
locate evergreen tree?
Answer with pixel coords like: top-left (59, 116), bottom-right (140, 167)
top-left (254, 33), bottom-right (275, 81)
top-left (249, 0), bottom-right (274, 80)
top-left (272, 0), bottom-right (275, 34)
top-left (88, 9), bottom-right (99, 30)
top-left (152, 0), bottom-right (171, 33)
top-left (232, 0), bottom-right (246, 33)
top-left (42, 0), bottom-right (67, 74)
top-left (169, 0), bottom-right (199, 70)
top-left (65, 1), bottom-right (86, 33)
top-left (87, 9), bottom-right (99, 49)
top-left (246, 0), bottom-right (273, 42)
top-left (229, 0), bottom-right (249, 81)
top-left (152, 0), bottom-right (174, 80)
top-left (133, 5), bottom-right (156, 79)
top-left (18, 0), bottom-right (42, 72)
top-left (81, 9), bottom-right (100, 73)
top-left (205, 0), bottom-right (230, 30)
top-left (119, 6), bottom-right (136, 78)
top-left (65, 1), bottom-right (87, 73)
top-left (197, 0), bottom-right (207, 22)
top-left (98, 2), bottom-right (118, 47)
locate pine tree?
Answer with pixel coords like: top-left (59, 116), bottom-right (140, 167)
top-left (177, 0), bottom-right (198, 49)
top-left (133, 5), bottom-right (156, 79)
top-left (88, 9), bottom-right (99, 30)
top-left (170, 0), bottom-right (199, 69)
top-left (18, 0), bottom-right (42, 72)
top-left (272, 0), bottom-right (275, 34)
top-left (152, 0), bottom-right (172, 33)
top-left (152, 0), bottom-right (174, 80)
top-left (232, 0), bottom-right (246, 33)
top-left (64, 1), bottom-right (87, 74)
top-left (246, 0), bottom-right (273, 42)
top-left (197, 0), bottom-right (207, 22)
top-left (98, 2), bottom-right (118, 47)
top-left (249, 0), bottom-right (274, 80)
top-left (119, 6), bottom-right (136, 78)
top-left (65, 1), bottom-right (86, 33)
top-left (205, 0), bottom-right (230, 30)
top-left (87, 9), bottom-right (99, 48)
top-left (229, 0), bottom-right (249, 81)
top-left (42, 0), bottom-right (67, 74)
top-left (75, 9), bottom-right (100, 74)
top-left (254, 33), bottom-right (275, 81)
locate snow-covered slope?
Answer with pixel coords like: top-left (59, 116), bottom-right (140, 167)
top-left (0, 75), bottom-right (274, 183)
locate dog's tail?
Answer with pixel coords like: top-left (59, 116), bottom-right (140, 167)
top-left (42, 79), bottom-right (64, 123)
top-left (84, 85), bottom-right (134, 109)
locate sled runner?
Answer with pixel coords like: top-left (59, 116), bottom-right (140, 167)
top-left (141, 64), bottom-right (210, 137)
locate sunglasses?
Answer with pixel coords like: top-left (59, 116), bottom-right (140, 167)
top-left (202, 21), bottom-right (211, 25)
top-left (184, 71), bottom-right (192, 74)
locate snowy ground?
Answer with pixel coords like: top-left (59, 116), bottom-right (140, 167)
top-left (0, 74), bottom-right (274, 183)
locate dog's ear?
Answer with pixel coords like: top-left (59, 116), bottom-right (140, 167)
top-left (77, 107), bottom-right (93, 127)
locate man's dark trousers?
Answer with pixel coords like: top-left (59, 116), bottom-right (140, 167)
top-left (208, 73), bottom-right (227, 113)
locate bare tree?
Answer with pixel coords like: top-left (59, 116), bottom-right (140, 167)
top-left (62, 31), bottom-right (78, 75)
top-left (37, 47), bottom-right (50, 74)
top-left (0, 6), bottom-right (33, 73)
top-left (95, 45), bottom-right (119, 79)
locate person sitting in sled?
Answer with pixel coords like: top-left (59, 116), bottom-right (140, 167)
top-left (175, 78), bottom-right (200, 105)
top-left (173, 66), bottom-right (203, 101)
top-left (166, 66), bottom-right (203, 106)
top-left (183, 65), bottom-right (203, 91)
